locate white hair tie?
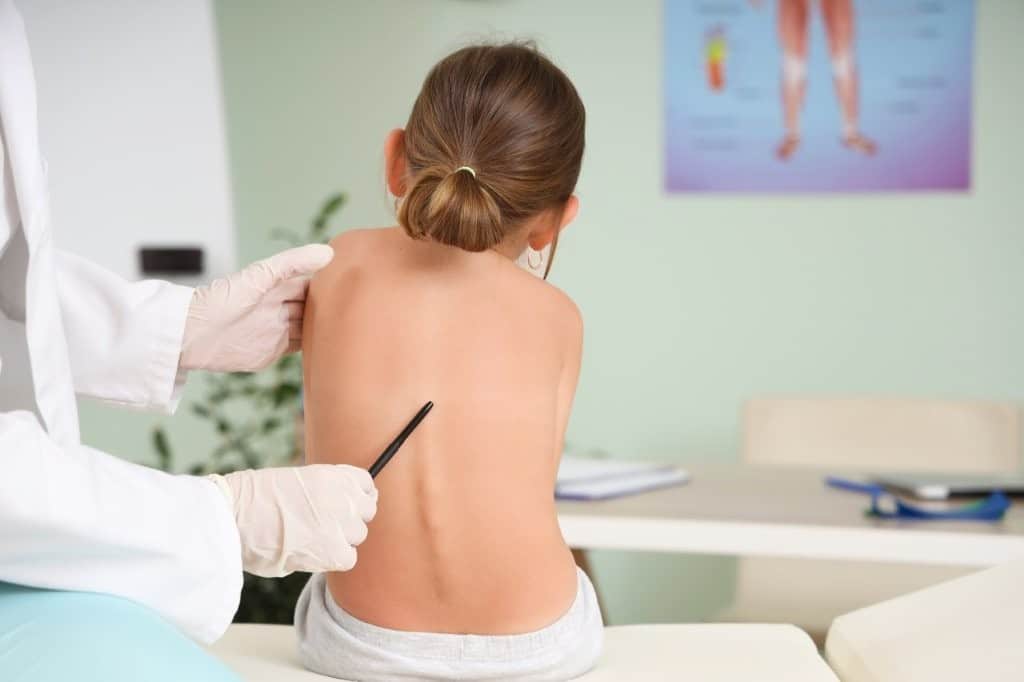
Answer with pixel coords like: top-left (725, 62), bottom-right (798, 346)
top-left (454, 166), bottom-right (476, 178)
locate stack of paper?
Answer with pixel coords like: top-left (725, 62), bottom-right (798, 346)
top-left (556, 456), bottom-right (689, 501)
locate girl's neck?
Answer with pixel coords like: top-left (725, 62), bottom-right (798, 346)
top-left (392, 226), bottom-right (526, 269)
top-left (490, 234), bottom-right (529, 261)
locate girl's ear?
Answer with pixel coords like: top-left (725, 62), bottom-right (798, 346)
top-left (559, 195), bottom-right (580, 230)
top-left (384, 129), bottom-right (408, 197)
top-left (527, 196), bottom-right (579, 251)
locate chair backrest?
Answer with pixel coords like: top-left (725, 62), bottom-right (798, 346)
top-left (742, 397), bottom-right (1022, 473)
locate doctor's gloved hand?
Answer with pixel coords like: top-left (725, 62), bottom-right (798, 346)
top-left (209, 464), bottom-right (378, 578)
top-left (180, 244), bottom-right (334, 373)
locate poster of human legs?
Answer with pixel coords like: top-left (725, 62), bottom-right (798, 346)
top-left (664, 0), bottom-right (974, 192)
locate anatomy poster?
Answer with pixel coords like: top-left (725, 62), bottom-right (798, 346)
top-left (664, 1), bottom-right (974, 192)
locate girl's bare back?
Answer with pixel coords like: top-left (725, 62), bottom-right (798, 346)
top-left (303, 227), bottom-right (581, 634)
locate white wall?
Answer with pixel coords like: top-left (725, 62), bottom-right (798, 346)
top-left (19, 0), bottom-right (235, 281)
top-left (14, 0), bottom-right (237, 484)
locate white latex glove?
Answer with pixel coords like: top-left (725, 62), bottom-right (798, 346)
top-left (180, 244), bottom-right (334, 372)
top-left (209, 464), bottom-right (378, 578)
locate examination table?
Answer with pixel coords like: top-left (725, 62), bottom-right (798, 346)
top-left (208, 559), bottom-right (1024, 681)
top-left (209, 622), bottom-right (837, 681)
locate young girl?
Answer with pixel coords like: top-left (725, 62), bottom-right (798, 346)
top-left (295, 43), bottom-right (601, 681)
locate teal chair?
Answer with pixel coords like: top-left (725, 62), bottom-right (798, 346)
top-left (0, 582), bottom-right (240, 682)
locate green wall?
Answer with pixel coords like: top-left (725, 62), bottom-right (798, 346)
top-left (209, 0), bottom-right (1024, 623)
top-left (82, 0), bottom-right (1024, 625)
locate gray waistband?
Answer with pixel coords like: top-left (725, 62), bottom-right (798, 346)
top-left (319, 569), bottom-right (596, 662)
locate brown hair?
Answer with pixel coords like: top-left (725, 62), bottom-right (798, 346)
top-left (396, 43), bottom-right (585, 278)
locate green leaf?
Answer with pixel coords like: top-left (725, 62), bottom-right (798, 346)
top-left (318, 192), bottom-right (346, 217)
top-left (276, 354), bottom-right (299, 372)
top-left (188, 463), bottom-right (207, 476)
top-left (262, 417), bottom-right (282, 433)
top-left (209, 389), bottom-right (230, 404)
top-left (192, 404), bottom-right (211, 418)
top-left (312, 192), bottom-right (346, 235)
top-left (238, 442), bottom-right (262, 470)
top-left (271, 382), bottom-right (301, 408)
top-left (270, 227), bottom-right (301, 246)
top-left (152, 428), bottom-right (172, 471)
top-left (211, 443), bottom-right (232, 462)
top-left (216, 418), bottom-right (232, 434)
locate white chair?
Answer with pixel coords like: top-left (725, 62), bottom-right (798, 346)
top-left (826, 558), bottom-right (1024, 682)
top-left (742, 398), bottom-right (1021, 471)
top-left (722, 397), bottom-right (1022, 643)
top-left (208, 623), bottom-right (839, 681)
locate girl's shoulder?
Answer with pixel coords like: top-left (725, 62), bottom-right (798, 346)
top-left (505, 262), bottom-right (582, 324)
top-left (326, 226), bottom-right (396, 257)
top-left (315, 227), bottom-right (402, 277)
top-left (497, 264), bottom-right (583, 353)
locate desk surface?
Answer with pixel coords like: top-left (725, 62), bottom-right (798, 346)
top-left (557, 463), bottom-right (1024, 566)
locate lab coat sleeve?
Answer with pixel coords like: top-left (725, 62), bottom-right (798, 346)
top-left (0, 410), bottom-right (243, 643)
top-left (55, 250), bottom-right (193, 412)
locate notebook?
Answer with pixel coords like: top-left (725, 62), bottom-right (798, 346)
top-left (556, 456), bottom-right (689, 501)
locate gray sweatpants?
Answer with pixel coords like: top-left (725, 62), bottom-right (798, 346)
top-left (295, 569), bottom-right (604, 681)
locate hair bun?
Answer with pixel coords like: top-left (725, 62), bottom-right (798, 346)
top-left (397, 42), bottom-right (585, 271)
top-left (398, 164), bottom-right (504, 252)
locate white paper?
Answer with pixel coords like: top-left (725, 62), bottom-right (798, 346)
top-left (556, 456), bottom-right (689, 500)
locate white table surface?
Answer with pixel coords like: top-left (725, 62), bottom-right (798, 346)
top-left (557, 463), bottom-right (1024, 566)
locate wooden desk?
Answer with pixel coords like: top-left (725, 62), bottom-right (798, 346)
top-left (558, 464), bottom-right (1024, 566)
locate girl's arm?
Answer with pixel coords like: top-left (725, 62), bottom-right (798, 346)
top-left (553, 303), bottom-right (583, 462)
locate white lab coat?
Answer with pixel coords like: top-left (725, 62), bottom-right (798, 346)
top-left (0, 0), bottom-right (241, 643)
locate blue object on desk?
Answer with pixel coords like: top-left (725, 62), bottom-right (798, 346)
top-left (825, 476), bottom-right (885, 496)
top-left (825, 476), bottom-right (1012, 522)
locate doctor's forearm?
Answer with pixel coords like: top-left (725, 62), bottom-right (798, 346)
top-left (55, 250), bottom-right (193, 412)
top-left (0, 411), bottom-right (242, 643)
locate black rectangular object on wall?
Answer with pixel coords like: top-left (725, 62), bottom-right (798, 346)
top-left (139, 247), bottom-right (204, 276)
